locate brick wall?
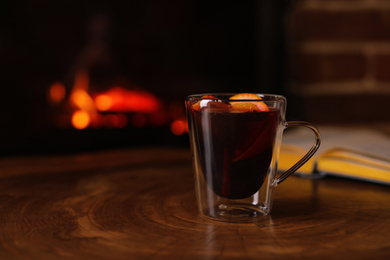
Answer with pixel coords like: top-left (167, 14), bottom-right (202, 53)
top-left (285, 0), bottom-right (390, 124)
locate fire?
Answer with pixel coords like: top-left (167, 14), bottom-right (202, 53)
top-left (170, 119), bottom-right (188, 136)
top-left (71, 89), bottom-right (96, 113)
top-left (68, 71), bottom-right (96, 129)
top-left (72, 110), bottom-right (91, 130)
top-left (95, 94), bottom-right (113, 111)
top-left (49, 70), bottom-right (188, 135)
top-left (48, 82), bottom-right (66, 103)
top-left (70, 71), bottom-right (96, 113)
top-left (93, 87), bottom-right (161, 113)
top-left (65, 72), bottom-right (162, 129)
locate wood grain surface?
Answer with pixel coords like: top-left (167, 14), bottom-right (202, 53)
top-left (1, 147), bottom-right (390, 259)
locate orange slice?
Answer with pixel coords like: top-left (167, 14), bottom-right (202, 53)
top-left (230, 93), bottom-right (269, 112)
top-left (230, 93), bottom-right (262, 100)
top-left (230, 102), bottom-right (260, 112)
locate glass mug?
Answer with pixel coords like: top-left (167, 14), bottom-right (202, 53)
top-left (186, 93), bottom-right (321, 222)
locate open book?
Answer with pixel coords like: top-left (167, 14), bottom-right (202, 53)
top-left (278, 126), bottom-right (390, 185)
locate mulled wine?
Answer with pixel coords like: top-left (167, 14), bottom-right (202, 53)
top-left (190, 105), bottom-right (279, 199)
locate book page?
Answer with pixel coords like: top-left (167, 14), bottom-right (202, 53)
top-left (282, 126), bottom-right (390, 160)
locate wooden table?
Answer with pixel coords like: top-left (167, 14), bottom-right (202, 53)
top-left (1, 147), bottom-right (390, 259)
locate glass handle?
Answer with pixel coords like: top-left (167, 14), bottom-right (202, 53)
top-left (275, 121), bottom-right (321, 186)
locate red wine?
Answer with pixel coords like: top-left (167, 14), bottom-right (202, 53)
top-left (191, 108), bottom-right (279, 199)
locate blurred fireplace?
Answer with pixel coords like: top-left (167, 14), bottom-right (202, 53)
top-left (45, 69), bottom-right (189, 153)
top-left (0, 1), bottom-right (287, 156)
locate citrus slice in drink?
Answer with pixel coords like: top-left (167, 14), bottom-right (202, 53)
top-left (230, 93), bottom-right (269, 112)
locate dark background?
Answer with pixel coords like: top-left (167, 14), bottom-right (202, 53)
top-left (0, 0), bottom-right (288, 156)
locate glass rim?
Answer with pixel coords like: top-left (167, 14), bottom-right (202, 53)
top-left (186, 93), bottom-right (286, 101)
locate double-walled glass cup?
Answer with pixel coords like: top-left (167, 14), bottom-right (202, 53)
top-left (186, 93), bottom-right (321, 222)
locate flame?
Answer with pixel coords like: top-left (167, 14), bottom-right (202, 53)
top-left (69, 71), bottom-right (96, 129)
top-left (71, 89), bottom-right (96, 112)
top-left (94, 87), bottom-right (161, 113)
top-left (72, 110), bottom-right (91, 130)
top-left (95, 94), bottom-right (113, 111)
top-left (90, 114), bottom-right (105, 128)
top-left (50, 70), bottom-right (168, 130)
top-left (48, 82), bottom-right (66, 103)
top-left (170, 119), bottom-right (188, 135)
top-left (70, 71), bottom-right (96, 113)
